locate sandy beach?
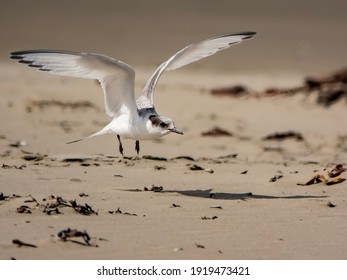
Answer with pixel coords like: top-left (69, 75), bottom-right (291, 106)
top-left (1, 0), bottom-right (347, 260)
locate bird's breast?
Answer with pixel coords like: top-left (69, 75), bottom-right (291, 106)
top-left (109, 115), bottom-right (163, 140)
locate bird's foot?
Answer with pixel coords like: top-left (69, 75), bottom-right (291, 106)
top-left (117, 135), bottom-right (124, 157)
top-left (135, 140), bottom-right (140, 156)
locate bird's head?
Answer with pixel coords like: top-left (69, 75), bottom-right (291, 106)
top-left (148, 115), bottom-right (183, 137)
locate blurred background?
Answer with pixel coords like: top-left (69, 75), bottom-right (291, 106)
top-left (1, 0), bottom-right (346, 75)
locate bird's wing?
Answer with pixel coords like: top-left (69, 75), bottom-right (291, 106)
top-left (136, 32), bottom-right (256, 108)
top-left (10, 50), bottom-right (136, 117)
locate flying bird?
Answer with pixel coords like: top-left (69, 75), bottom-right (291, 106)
top-left (10, 31), bottom-right (256, 156)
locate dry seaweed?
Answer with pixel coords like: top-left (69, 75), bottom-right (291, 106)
top-left (327, 202), bottom-right (336, 208)
top-left (9, 140), bottom-right (27, 148)
top-left (154, 165), bottom-right (166, 170)
top-left (269, 175), bottom-right (283, 182)
top-left (326, 177), bottom-right (346, 185)
top-left (210, 68), bottom-right (347, 106)
top-left (328, 164), bottom-right (347, 178)
top-left (201, 216), bottom-right (218, 220)
top-left (69, 199), bottom-right (97, 215)
top-left (263, 131), bottom-right (304, 141)
top-left (210, 205), bottom-right (223, 209)
top-left (28, 99), bottom-right (97, 110)
top-left (210, 85), bottom-right (249, 97)
top-left (190, 164), bottom-right (204, 171)
top-left (217, 154), bottom-right (238, 159)
top-left (142, 155), bottom-right (167, 161)
top-left (297, 174), bottom-right (327, 186)
top-left (189, 164), bottom-right (214, 173)
top-left (12, 239), bottom-right (37, 248)
top-left (79, 193), bottom-right (89, 197)
top-left (57, 228), bottom-right (92, 246)
top-left (317, 86), bottom-right (346, 107)
top-left (24, 195), bottom-right (39, 204)
top-left (264, 87), bottom-right (303, 96)
top-left (22, 153), bottom-right (45, 161)
top-left (0, 193), bottom-right (10, 201)
top-left (16, 195), bottom-right (97, 216)
top-left (144, 185), bottom-right (164, 192)
top-left (2, 164), bottom-right (26, 170)
top-left (201, 127), bottom-right (232, 137)
top-left (109, 207), bottom-right (137, 216)
top-left (171, 203), bottom-right (181, 208)
top-left (16, 205), bottom-right (32, 214)
top-left (297, 174), bottom-right (345, 186)
top-left (171, 156), bottom-right (195, 161)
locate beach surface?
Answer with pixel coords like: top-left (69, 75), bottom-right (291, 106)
top-left (1, 0), bottom-right (347, 260)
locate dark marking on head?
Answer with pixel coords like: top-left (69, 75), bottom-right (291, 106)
top-left (149, 115), bottom-right (166, 128)
top-left (159, 121), bottom-right (167, 128)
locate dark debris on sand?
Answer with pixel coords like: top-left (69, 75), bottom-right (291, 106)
top-left (263, 131), bottom-right (304, 141)
top-left (195, 243), bottom-right (205, 249)
top-left (297, 165), bottom-right (346, 186)
top-left (201, 216), bottom-right (218, 220)
top-left (327, 202), bottom-right (336, 208)
top-left (171, 156), bottom-right (195, 161)
top-left (201, 127), bottom-right (233, 137)
top-left (2, 163), bottom-right (26, 170)
top-left (144, 185), bottom-right (164, 192)
top-left (189, 164), bottom-right (214, 173)
top-left (210, 85), bottom-right (249, 97)
top-left (142, 155), bottom-right (168, 161)
top-left (328, 164), bottom-right (347, 178)
top-left (16, 205), bottom-right (33, 214)
top-left (57, 228), bottom-right (93, 246)
top-left (21, 153), bottom-right (46, 161)
top-left (0, 192), bottom-right (11, 201)
top-left (171, 203), bottom-right (181, 208)
top-left (210, 67), bottom-right (347, 107)
top-left (27, 99), bottom-right (98, 111)
top-left (269, 175), bottom-right (283, 182)
top-left (108, 207), bottom-right (138, 216)
top-left (15, 194), bottom-right (97, 216)
top-left (12, 239), bottom-right (37, 248)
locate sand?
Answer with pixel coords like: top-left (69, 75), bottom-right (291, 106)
top-left (1, 0), bottom-right (347, 260)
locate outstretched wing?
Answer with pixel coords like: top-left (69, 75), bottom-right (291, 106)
top-left (137, 32), bottom-right (256, 108)
top-left (10, 50), bottom-right (136, 117)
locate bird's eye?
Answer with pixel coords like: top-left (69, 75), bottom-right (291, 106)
top-left (159, 122), bottom-right (166, 128)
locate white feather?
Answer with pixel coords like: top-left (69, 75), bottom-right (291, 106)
top-left (10, 51), bottom-right (136, 117)
top-left (137, 32), bottom-right (256, 108)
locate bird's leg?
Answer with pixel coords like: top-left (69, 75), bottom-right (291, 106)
top-left (135, 140), bottom-right (140, 155)
top-left (117, 135), bottom-right (124, 156)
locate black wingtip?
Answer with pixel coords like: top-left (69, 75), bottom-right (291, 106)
top-left (11, 50), bottom-right (26, 55)
top-left (27, 64), bottom-right (43, 68)
top-left (10, 52), bottom-right (46, 69)
top-left (231, 31), bottom-right (257, 39)
top-left (10, 50), bottom-right (33, 59)
top-left (10, 53), bottom-right (23, 60)
top-left (243, 32), bottom-right (257, 40)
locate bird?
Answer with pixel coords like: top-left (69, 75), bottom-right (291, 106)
top-left (10, 31), bottom-right (256, 156)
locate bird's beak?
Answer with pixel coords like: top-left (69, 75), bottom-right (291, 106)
top-left (169, 127), bottom-right (184, 135)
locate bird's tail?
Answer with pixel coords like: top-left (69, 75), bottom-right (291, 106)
top-left (66, 125), bottom-right (111, 144)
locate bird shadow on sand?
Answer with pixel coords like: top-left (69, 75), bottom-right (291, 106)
top-left (124, 188), bottom-right (328, 201)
